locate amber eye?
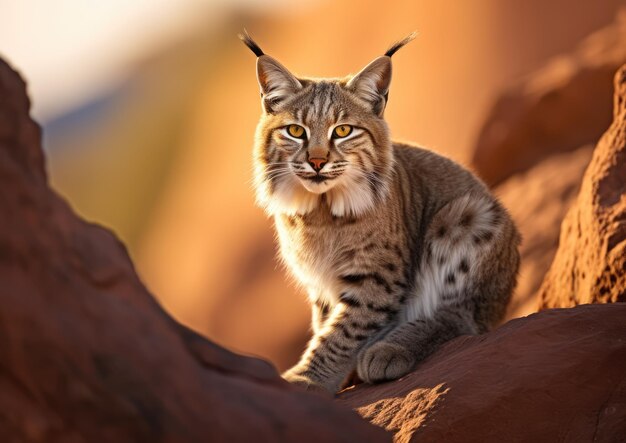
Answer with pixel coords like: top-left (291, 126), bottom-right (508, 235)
top-left (333, 125), bottom-right (353, 138)
top-left (287, 124), bottom-right (306, 139)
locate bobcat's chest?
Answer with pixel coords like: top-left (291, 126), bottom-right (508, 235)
top-left (275, 214), bottom-right (358, 302)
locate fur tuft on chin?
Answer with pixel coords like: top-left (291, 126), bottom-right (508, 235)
top-left (255, 170), bottom-right (389, 218)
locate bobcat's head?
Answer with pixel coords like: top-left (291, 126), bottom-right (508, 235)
top-left (243, 31), bottom-right (415, 217)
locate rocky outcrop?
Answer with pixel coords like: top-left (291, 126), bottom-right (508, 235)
top-left (496, 146), bottom-right (593, 320)
top-left (0, 59), bottom-right (388, 442)
top-left (339, 303), bottom-right (626, 442)
top-left (538, 66), bottom-right (626, 308)
top-left (471, 12), bottom-right (626, 186)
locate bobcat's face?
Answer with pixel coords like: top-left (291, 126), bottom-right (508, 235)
top-left (249, 47), bottom-right (397, 217)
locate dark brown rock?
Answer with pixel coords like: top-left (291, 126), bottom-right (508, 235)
top-left (471, 12), bottom-right (626, 186)
top-left (339, 304), bottom-right (626, 442)
top-left (0, 58), bottom-right (389, 442)
top-left (538, 64), bottom-right (626, 308)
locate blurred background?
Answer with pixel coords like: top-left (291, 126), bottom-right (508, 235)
top-left (1, 0), bottom-right (624, 371)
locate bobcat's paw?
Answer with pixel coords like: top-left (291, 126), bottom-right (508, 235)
top-left (357, 341), bottom-right (415, 383)
top-left (282, 369), bottom-right (331, 396)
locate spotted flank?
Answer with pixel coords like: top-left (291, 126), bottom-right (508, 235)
top-left (405, 194), bottom-right (506, 322)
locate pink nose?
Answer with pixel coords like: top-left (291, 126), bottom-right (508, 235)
top-left (308, 158), bottom-right (327, 172)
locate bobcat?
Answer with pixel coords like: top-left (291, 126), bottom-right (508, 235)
top-left (241, 31), bottom-right (520, 395)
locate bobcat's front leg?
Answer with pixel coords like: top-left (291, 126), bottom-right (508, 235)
top-left (309, 290), bottom-right (330, 335)
top-left (283, 285), bottom-right (401, 394)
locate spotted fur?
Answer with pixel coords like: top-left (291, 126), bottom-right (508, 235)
top-left (243, 33), bottom-right (520, 394)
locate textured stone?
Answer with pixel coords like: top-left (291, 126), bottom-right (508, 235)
top-left (538, 65), bottom-right (626, 308)
top-left (471, 12), bottom-right (626, 186)
top-left (340, 304), bottom-right (626, 442)
top-left (0, 58), bottom-right (389, 443)
top-left (496, 146), bottom-right (593, 320)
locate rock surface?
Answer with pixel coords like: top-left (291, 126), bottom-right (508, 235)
top-left (471, 12), bottom-right (626, 186)
top-left (0, 59), bottom-right (389, 442)
top-left (538, 65), bottom-right (626, 308)
top-left (496, 146), bottom-right (593, 320)
top-left (339, 304), bottom-right (626, 443)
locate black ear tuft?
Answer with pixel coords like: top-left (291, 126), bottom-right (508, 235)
top-left (384, 31), bottom-right (417, 57)
top-left (238, 29), bottom-right (265, 57)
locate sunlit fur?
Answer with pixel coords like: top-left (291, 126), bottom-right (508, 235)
top-left (253, 79), bottom-right (394, 217)
top-left (245, 34), bottom-right (520, 395)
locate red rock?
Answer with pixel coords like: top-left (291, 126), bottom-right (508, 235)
top-left (471, 13), bottom-right (626, 186)
top-left (496, 146), bottom-right (593, 320)
top-left (339, 304), bottom-right (626, 442)
top-left (538, 65), bottom-right (626, 308)
top-left (0, 58), bottom-right (389, 442)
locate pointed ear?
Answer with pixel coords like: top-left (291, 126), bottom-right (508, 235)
top-left (346, 56), bottom-right (392, 116)
top-left (256, 55), bottom-right (302, 113)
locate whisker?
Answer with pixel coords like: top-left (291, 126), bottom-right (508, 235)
top-left (349, 169), bottom-right (380, 189)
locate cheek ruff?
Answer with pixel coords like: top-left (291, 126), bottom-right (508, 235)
top-left (256, 160), bottom-right (391, 218)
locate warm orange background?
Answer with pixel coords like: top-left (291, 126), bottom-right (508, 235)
top-left (8, 0), bottom-right (622, 370)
